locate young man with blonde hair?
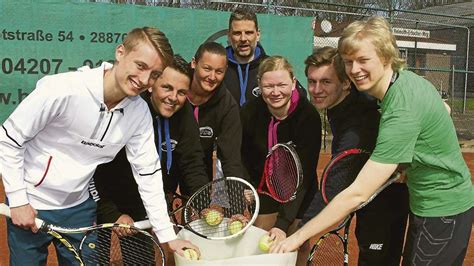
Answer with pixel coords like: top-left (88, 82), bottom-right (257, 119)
top-left (92, 54), bottom-right (209, 226)
top-left (297, 46), bottom-right (408, 265)
top-left (0, 27), bottom-right (197, 264)
top-left (272, 16), bottom-right (473, 266)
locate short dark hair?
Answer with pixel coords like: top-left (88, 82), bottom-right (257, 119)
top-left (304, 46), bottom-right (347, 83)
top-left (194, 42), bottom-right (227, 62)
top-left (228, 8), bottom-right (258, 30)
top-left (170, 54), bottom-right (192, 81)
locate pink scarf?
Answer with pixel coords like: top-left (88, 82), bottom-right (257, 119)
top-left (267, 88), bottom-right (300, 150)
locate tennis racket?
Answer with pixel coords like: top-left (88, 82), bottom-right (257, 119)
top-left (0, 203), bottom-right (165, 266)
top-left (307, 213), bottom-right (353, 266)
top-left (258, 142), bottom-right (303, 203)
top-left (136, 176), bottom-right (259, 241)
top-left (320, 149), bottom-right (371, 205)
top-left (307, 148), bottom-right (401, 265)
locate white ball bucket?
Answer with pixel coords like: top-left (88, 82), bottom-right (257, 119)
top-left (174, 225), bottom-right (297, 266)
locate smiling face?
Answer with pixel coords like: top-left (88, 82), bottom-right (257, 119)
top-left (341, 39), bottom-right (391, 97)
top-left (149, 66), bottom-right (190, 118)
top-left (191, 51), bottom-right (227, 95)
top-left (113, 40), bottom-right (164, 98)
top-left (307, 64), bottom-right (350, 110)
top-left (228, 20), bottom-right (260, 63)
top-left (260, 69), bottom-right (296, 117)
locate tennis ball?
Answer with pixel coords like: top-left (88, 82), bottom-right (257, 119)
top-left (205, 209), bottom-right (223, 226)
top-left (258, 234), bottom-right (274, 253)
top-left (228, 220), bottom-right (243, 235)
top-left (183, 248), bottom-right (199, 260)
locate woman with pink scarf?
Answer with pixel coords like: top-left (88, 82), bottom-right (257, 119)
top-left (240, 56), bottom-right (322, 243)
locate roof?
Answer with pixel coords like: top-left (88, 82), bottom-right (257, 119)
top-left (395, 2), bottom-right (474, 28)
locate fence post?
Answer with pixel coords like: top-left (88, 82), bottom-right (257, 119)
top-left (463, 28), bottom-right (470, 114)
top-left (451, 65), bottom-right (455, 115)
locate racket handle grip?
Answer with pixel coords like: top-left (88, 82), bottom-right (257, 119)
top-left (134, 219), bottom-right (152, 229)
top-left (0, 203), bottom-right (45, 229)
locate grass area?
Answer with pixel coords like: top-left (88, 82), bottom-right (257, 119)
top-left (450, 98), bottom-right (474, 111)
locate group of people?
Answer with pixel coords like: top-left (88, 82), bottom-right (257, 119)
top-left (0, 7), bottom-right (472, 266)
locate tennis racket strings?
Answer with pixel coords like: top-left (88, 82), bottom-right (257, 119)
top-left (309, 149), bottom-right (401, 266)
top-left (259, 142), bottom-right (303, 203)
top-left (80, 225), bottom-right (164, 265)
top-left (321, 149), bottom-right (370, 204)
top-left (0, 203), bottom-right (165, 266)
top-left (210, 158), bottom-right (230, 209)
top-left (308, 231), bottom-right (346, 265)
top-left (183, 177), bottom-right (259, 239)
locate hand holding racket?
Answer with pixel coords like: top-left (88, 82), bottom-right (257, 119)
top-left (0, 203), bottom-right (166, 265)
top-left (111, 214), bottom-right (138, 237)
top-left (258, 142), bottom-right (303, 203)
top-left (166, 191), bottom-right (190, 225)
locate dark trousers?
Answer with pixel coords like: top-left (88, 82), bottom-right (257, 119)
top-left (356, 183), bottom-right (409, 266)
top-left (402, 206), bottom-right (473, 266)
top-left (301, 183), bottom-right (410, 266)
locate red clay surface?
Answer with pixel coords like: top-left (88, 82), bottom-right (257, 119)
top-left (1, 152), bottom-right (473, 265)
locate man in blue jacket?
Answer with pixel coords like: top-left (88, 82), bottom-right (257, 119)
top-left (224, 8), bottom-right (306, 107)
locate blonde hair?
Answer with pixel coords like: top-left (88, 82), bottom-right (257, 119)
top-left (257, 56), bottom-right (294, 80)
top-left (338, 16), bottom-right (406, 71)
top-left (123, 27), bottom-right (174, 67)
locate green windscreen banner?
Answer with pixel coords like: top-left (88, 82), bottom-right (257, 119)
top-left (0, 1), bottom-right (313, 123)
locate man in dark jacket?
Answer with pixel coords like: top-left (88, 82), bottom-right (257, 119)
top-left (297, 47), bottom-right (409, 266)
top-left (225, 8), bottom-right (305, 107)
top-left (224, 8), bottom-right (264, 107)
top-left (91, 55), bottom-right (209, 225)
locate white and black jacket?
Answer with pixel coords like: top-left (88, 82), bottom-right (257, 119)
top-left (0, 62), bottom-right (176, 242)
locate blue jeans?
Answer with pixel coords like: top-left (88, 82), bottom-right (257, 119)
top-left (7, 197), bottom-right (96, 266)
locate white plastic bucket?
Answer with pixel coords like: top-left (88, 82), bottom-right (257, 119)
top-left (174, 225), bottom-right (297, 266)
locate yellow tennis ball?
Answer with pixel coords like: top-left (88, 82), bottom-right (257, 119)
top-left (258, 234), bottom-right (274, 253)
top-left (205, 209), bottom-right (223, 226)
top-left (183, 248), bottom-right (199, 260)
top-left (228, 220), bottom-right (243, 235)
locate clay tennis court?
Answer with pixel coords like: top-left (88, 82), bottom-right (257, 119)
top-left (1, 151), bottom-right (473, 265)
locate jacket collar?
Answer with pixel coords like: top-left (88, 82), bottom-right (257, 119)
top-left (226, 43), bottom-right (265, 66)
top-left (79, 62), bottom-right (134, 111)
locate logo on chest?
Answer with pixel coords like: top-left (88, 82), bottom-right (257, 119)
top-left (252, 86), bottom-right (261, 97)
top-left (199, 126), bottom-right (214, 138)
top-left (81, 140), bottom-right (105, 148)
top-left (160, 139), bottom-right (178, 152)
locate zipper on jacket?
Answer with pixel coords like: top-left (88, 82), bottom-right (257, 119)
top-left (90, 103), bottom-right (106, 139)
top-left (34, 156), bottom-right (52, 187)
top-left (90, 103), bottom-right (124, 141)
top-left (100, 108), bottom-right (124, 141)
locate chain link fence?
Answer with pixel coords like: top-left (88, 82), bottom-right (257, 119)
top-left (86, 0), bottom-right (474, 143)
